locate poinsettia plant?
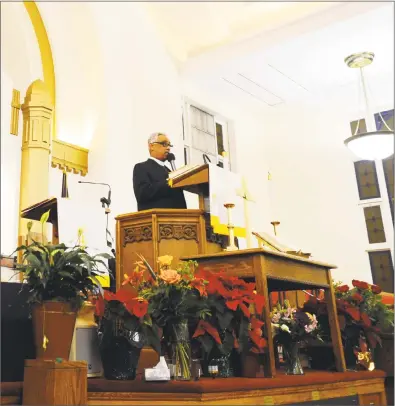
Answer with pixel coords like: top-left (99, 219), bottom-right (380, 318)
top-left (191, 268), bottom-right (267, 359)
top-left (303, 279), bottom-right (394, 352)
top-left (94, 287), bottom-right (160, 353)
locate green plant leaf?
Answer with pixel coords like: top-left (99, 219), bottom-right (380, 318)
top-left (40, 210), bottom-right (50, 224)
top-left (198, 335), bottom-right (214, 354)
top-left (218, 311), bottom-right (233, 331)
top-left (25, 253), bottom-right (42, 268)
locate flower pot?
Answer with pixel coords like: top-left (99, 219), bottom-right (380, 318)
top-left (241, 353), bottom-right (261, 378)
top-left (32, 301), bottom-right (77, 360)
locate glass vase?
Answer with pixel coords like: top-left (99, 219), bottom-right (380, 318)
top-left (171, 319), bottom-right (192, 381)
top-left (98, 317), bottom-right (144, 380)
top-left (209, 353), bottom-right (233, 378)
top-left (283, 341), bottom-right (304, 375)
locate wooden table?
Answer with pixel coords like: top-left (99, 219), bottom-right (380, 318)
top-left (87, 370), bottom-right (387, 405)
top-left (182, 248), bottom-right (346, 377)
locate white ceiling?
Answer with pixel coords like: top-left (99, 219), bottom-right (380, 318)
top-left (146, 1), bottom-right (394, 108)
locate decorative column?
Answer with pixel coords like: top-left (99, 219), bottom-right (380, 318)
top-left (18, 80), bottom-right (53, 243)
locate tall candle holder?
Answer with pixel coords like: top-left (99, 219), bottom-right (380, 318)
top-left (224, 203), bottom-right (238, 251)
top-left (270, 221), bottom-right (280, 236)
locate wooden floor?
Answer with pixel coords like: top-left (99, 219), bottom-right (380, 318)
top-left (1, 370), bottom-right (388, 405)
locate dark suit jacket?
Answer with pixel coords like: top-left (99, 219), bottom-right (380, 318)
top-left (133, 159), bottom-right (187, 211)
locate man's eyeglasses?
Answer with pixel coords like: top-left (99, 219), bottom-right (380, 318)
top-left (152, 142), bottom-right (173, 148)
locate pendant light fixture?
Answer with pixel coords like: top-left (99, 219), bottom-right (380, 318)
top-left (344, 52), bottom-right (394, 160)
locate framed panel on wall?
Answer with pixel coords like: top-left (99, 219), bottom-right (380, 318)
top-left (363, 205), bottom-right (386, 244)
top-left (382, 156), bottom-right (394, 223)
top-left (354, 161), bottom-right (381, 200)
top-left (368, 250), bottom-right (394, 293)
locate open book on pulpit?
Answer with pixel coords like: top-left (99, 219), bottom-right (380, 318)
top-left (168, 163), bottom-right (246, 238)
top-left (252, 231), bottom-right (311, 258)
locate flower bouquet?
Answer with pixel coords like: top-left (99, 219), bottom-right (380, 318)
top-left (124, 255), bottom-right (208, 380)
top-left (270, 300), bottom-right (321, 374)
top-left (191, 268), bottom-right (266, 377)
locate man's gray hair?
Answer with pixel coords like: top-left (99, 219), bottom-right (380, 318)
top-left (148, 132), bottom-right (165, 144)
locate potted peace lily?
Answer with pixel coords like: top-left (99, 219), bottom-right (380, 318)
top-left (14, 210), bottom-right (110, 360)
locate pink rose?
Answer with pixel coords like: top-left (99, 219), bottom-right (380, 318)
top-left (159, 269), bottom-right (181, 284)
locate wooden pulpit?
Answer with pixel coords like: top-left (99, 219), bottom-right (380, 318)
top-left (115, 164), bottom-right (223, 290)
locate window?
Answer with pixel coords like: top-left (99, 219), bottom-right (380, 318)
top-left (350, 118), bottom-right (367, 135)
top-left (363, 206), bottom-right (386, 244)
top-left (368, 250), bottom-right (394, 293)
top-left (382, 156), bottom-right (394, 223)
top-left (183, 99), bottom-right (232, 169)
top-left (354, 161), bottom-right (381, 200)
top-left (374, 109), bottom-right (394, 132)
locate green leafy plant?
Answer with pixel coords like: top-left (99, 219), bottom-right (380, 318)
top-left (14, 210), bottom-right (110, 310)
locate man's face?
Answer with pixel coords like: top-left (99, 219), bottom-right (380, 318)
top-left (149, 134), bottom-right (172, 161)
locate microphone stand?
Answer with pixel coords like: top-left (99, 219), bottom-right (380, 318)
top-left (78, 181), bottom-right (114, 249)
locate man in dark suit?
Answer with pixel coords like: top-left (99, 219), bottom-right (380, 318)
top-left (133, 132), bottom-right (187, 211)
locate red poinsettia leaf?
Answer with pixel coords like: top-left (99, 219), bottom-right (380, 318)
top-left (225, 299), bottom-right (240, 311)
top-left (131, 299), bottom-right (148, 318)
top-left (114, 288), bottom-right (136, 303)
top-left (250, 317), bottom-right (264, 330)
top-left (360, 312), bottom-right (372, 327)
top-left (239, 302), bottom-right (251, 318)
top-left (201, 320), bottom-right (222, 345)
top-left (249, 331), bottom-right (267, 350)
top-left (192, 320), bottom-right (222, 345)
top-left (345, 306), bottom-right (360, 321)
top-left (254, 294), bottom-right (265, 315)
top-left (104, 290), bottom-right (115, 301)
top-left (192, 320), bottom-right (206, 339)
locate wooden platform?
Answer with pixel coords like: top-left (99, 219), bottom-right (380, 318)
top-left (0, 370), bottom-right (387, 405)
top-left (87, 370), bottom-right (387, 405)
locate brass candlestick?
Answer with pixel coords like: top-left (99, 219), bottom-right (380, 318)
top-left (224, 203), bottom-right (238, 251)
top-left (271, 221), bottom-right (280, 236)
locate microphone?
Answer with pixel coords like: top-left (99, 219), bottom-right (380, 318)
top-left (203, 154), bottom-right (211, 164)
top-left (78, 181), bottom-right (111, 208)
top-left (167, 152), bottom-right (176, 171)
